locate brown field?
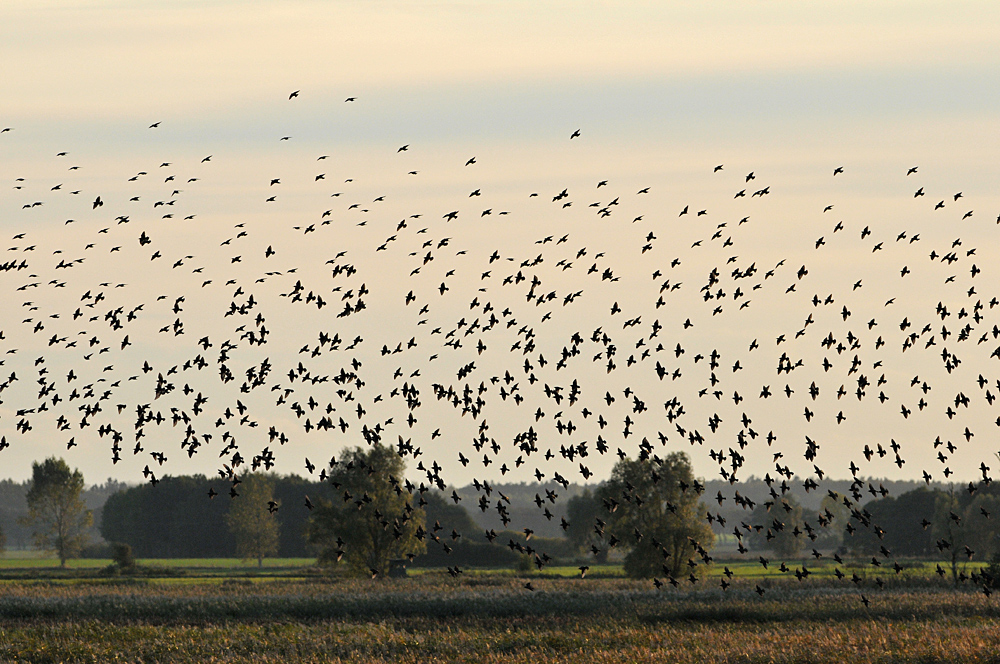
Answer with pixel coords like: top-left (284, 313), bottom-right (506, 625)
top-left (1, 574), bottom-right (999, 662)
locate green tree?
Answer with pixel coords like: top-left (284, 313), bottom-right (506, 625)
top-left (423, 490), bottom-right (478, 535)
top-left (932, 484), bottom-right (970, 585)
top-left (749, 494), bottom-right (806, 558)
top-left (599, 452), bottom-right (714, 578)
top-left (20, 457), bottom-right (92, 567)
top-left (307, 442), bottom-right (426, 577)
top-left (100, 474), bottom-right (325, 558)
top-left (100, 475), bottom-right (233, 558)
top-left (962, 491), bottom-right (1000, 560)
top-left (818, 492), bottom-right (850, 547)
top-left (843, 487), bottom-right (939, 558)
top-left (930, 482), bottom-right (1000, 583)
top-left (225, 474), bottom-right (280, 567)
top-left (566, 488), bottom-right (608, 562)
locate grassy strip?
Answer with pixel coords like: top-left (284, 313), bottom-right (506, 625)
top-left (0, 577), bottom-right (994, 623)
top-left (2, 578), bottom-right (999, 662)
top-left (2, 613), bottom-right (1000, 663)
top-left (0, 557), bottom-right (316, 568)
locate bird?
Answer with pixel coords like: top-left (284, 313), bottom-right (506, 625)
top-left (2, 91), bottom-right (996, 621)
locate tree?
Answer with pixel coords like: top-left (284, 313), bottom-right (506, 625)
top-left (598, 452), bottom-right (714, 578)
top-left (931, 482), bottom-right (1000, 584)
top-left (961, 491), bottom-right (1000, 561)
top-left (843, 487), bottom-right (939, 558)
top-left (225, 473), bottom-right (280, 567)
top-left (101, 475), bottom-right (233, 558)
top-left (307, 442), bottom-right (426, 577)
top-left (413, 490), bottom-right (511, 568)
top-left (566, 489), bottom-right (608, 562)
top-left (933, 484), bottom-right (970, 585)
top-left (101, 474), bottom-right (325, 558)
top-left (423, 490), bottom-right (478, 535)
top-left (111, 542), bottom-right (135, 570)
top-left (21, 457), bottom-right (92, 567)
top-left (749, 494), bottom-right (806, 558)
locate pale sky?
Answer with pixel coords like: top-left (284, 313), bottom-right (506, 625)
top-left (2, 1), bottom-right (1000, 489)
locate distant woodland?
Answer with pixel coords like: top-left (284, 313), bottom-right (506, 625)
top-left (5, 473), bottom-right (992, 565)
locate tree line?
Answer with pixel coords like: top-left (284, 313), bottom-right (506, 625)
top-left (101, 473), bottom-right (323, 558)
top-left (4, 449), bottom-right (712, 577)
top-left (7, 452), bottom-right (1000, 579)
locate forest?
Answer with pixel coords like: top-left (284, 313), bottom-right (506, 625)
top-left (5, 468), bottom-right (1000, 573)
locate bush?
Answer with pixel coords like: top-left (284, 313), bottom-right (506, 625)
top-left (98, 563), bottom-right (120, 577)
top-left (112, 542), bottom-right (135, 569)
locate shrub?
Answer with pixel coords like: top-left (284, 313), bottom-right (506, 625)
top-left (112, 542), bottom-right (135, 569)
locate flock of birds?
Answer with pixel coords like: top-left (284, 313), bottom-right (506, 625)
top-left (2, 91), bottom-right (1000, 602)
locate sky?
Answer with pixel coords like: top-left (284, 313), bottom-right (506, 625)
top-left (2, 1), bottom-right (1000, 489)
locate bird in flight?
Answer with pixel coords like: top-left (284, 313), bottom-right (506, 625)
top-left (1, 96), bottom-right (995, 607)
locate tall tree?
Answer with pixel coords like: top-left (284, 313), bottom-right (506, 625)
top-left (307, 442), bottom-right (426, 577)
top-left (933, 484), bottom-right (971, 585)
top-left (931, 482), bottom-right (1000, 582)
top-left (749, 494), bottom-right (807, 558)
top-left (961, 491), bottom-right (1000, 561)
top-left (423, 490), bottom-right (478, 535)
top-left (101, 475), bottom-right (234, 558)
top-left (21, 457), bottom-right (92, 567)
top-left (225, 473), bottom-right (280, 567)
top-left (101, 474), bottom-right (324, 558)
top-left (843, 487), bottom-right (939, 557)
top-left (566, 488), bottom-right (608, 562)
top-left (599, 452), bottom-right (714, 578)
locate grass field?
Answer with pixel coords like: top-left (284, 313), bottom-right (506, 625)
top-left (0, 575), bottom-right (998, 662)
top-left (0, 556), bottom-right (320, 583)
top-left (1, 555), bottom-right (996, 662)
top-left (0, 553), bottom-right (984, 581)
top-left (0, 554), bottom-right (316, 568)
